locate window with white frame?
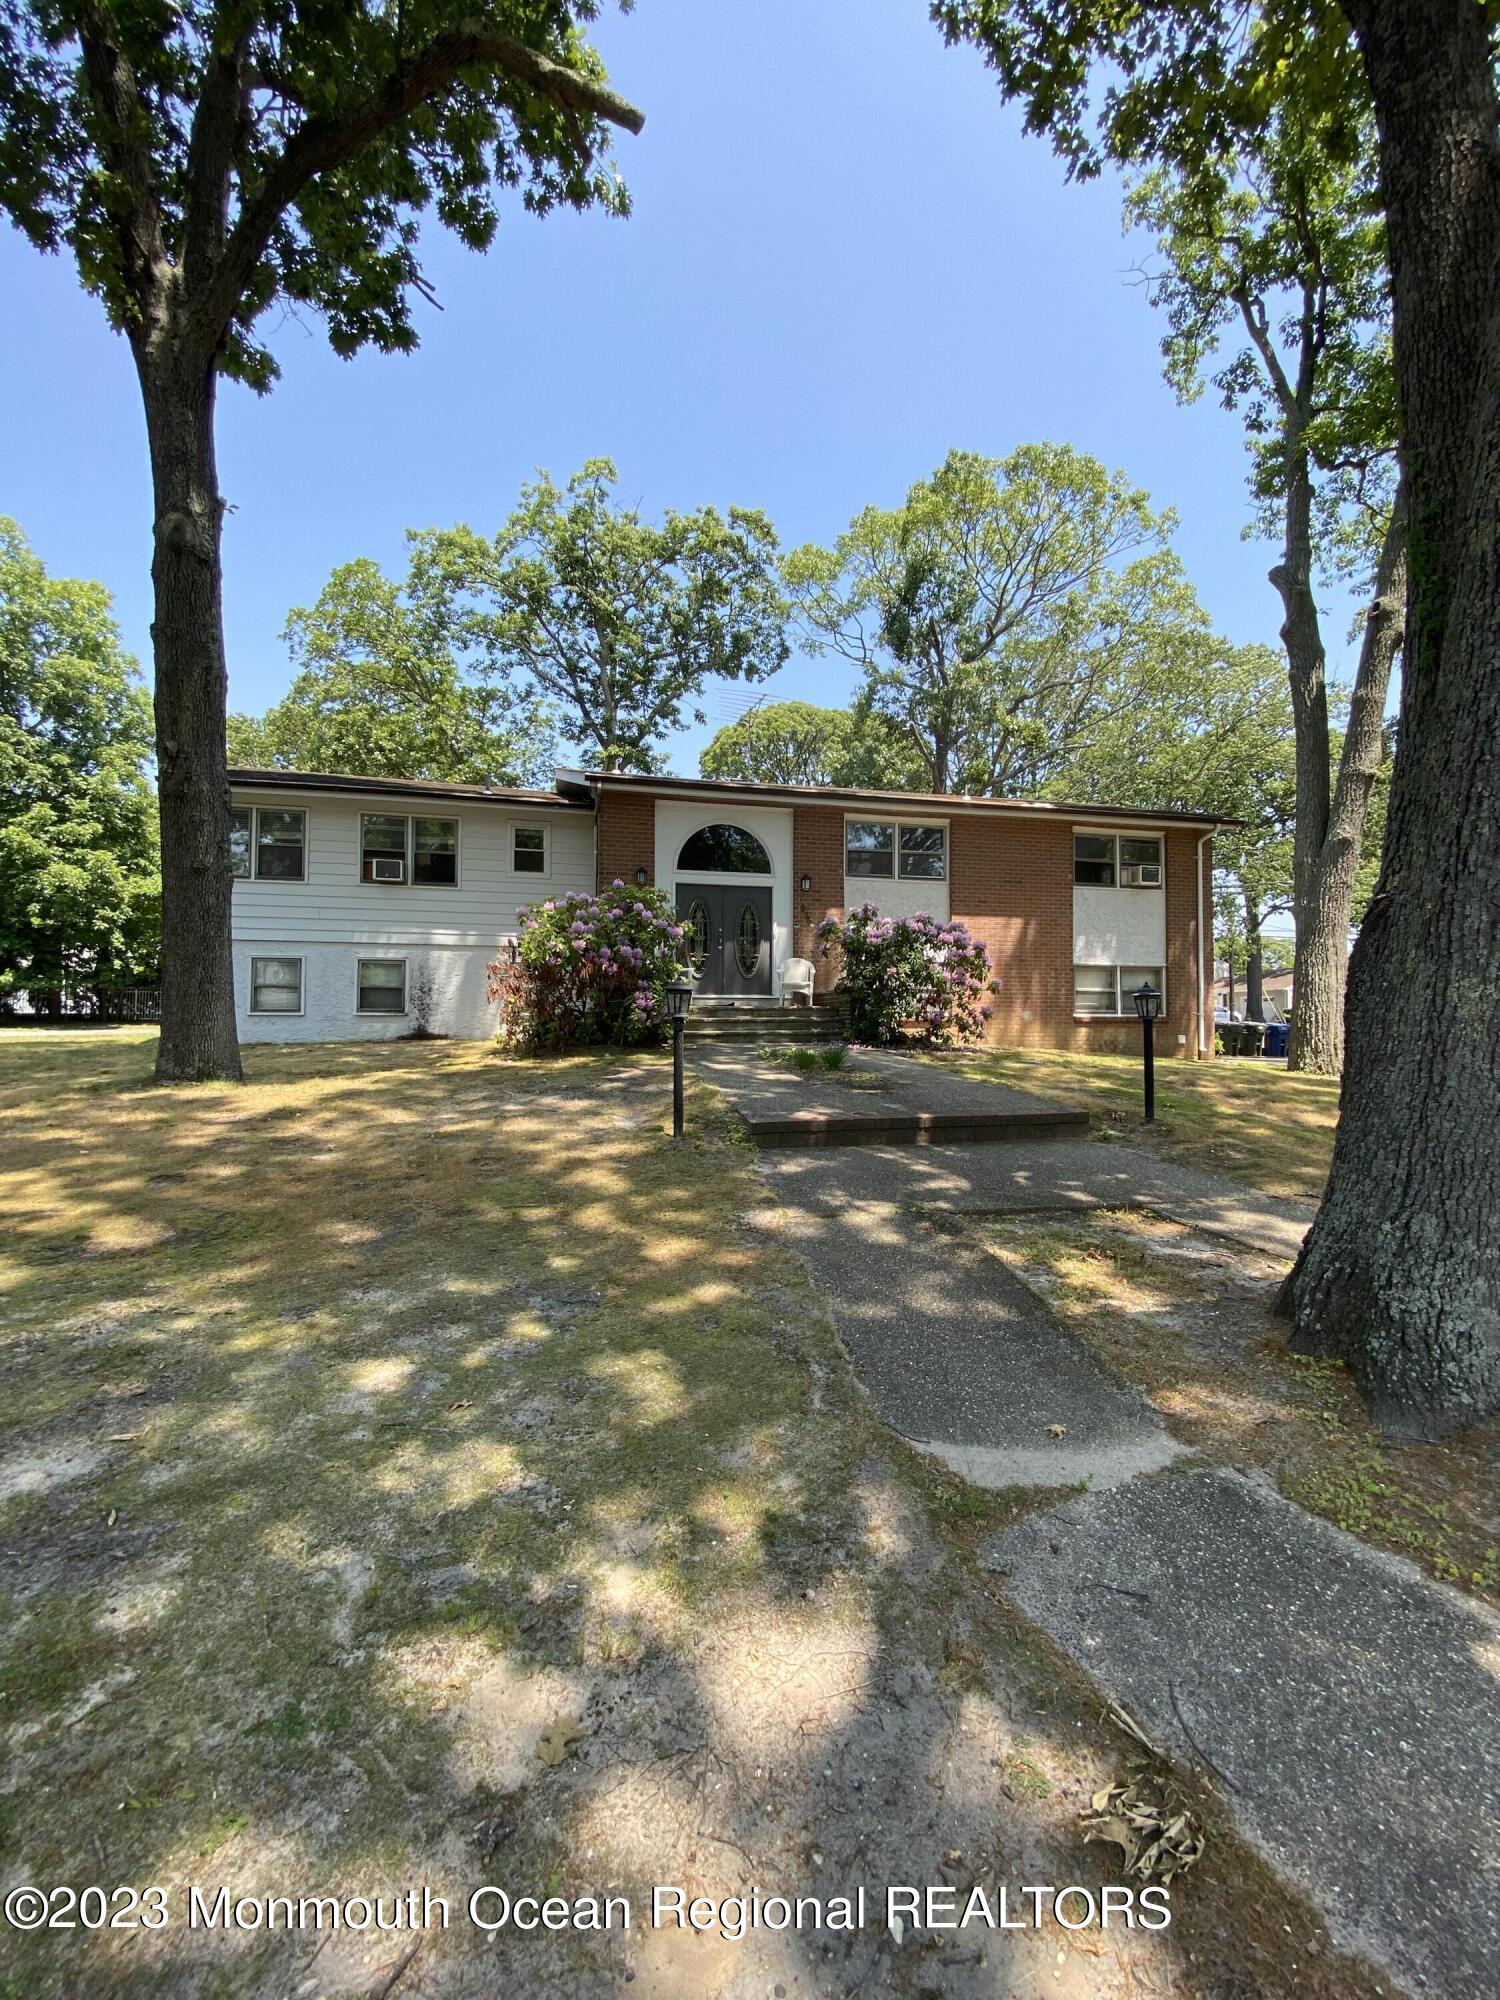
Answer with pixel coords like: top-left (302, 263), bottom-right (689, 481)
top-left (1073, 830), bottom-right (1162, 888)
top-left (230, 806), bottom-right (305, 881)
top-left (360, 813), bottom-right (458, 885)
top-left (844, 819), bottom-right (947, 880)
top-left (512, 825), bottom-right (547, 873)
top-left (249, 956), bottom-right (303, 1014)
top-left (356, 958), bottom-right (407, 1014)
top-left (1074, 964), bottom-right (1164, 1016)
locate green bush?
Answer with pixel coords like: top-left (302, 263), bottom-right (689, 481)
top-left (489, 880), bottom-right (686, 1050)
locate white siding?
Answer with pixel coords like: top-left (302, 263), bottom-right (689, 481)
top-left (230, 786), bottom-right (595, 1042)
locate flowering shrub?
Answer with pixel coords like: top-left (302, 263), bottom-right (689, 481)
top-left (817, 903), bottom-right (993, 1046)
top-left (489, 880), bottom-right (687, 1050)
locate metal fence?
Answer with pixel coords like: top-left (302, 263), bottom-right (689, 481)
top-left (0, 984), bottom-right (162, 1025)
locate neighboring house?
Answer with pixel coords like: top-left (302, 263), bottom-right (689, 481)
top-left (229, 766), bottom-right (1231, 1055)
top-left (1211, 968), bottom-right (1294, 1017)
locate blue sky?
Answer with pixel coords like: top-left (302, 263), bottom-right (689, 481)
top-left (2, 0), bottom-right (1356, 781)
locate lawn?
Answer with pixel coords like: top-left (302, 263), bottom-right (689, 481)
top-left (932, 1046), bottom-right (1342, 1200)
top-left (0, 1031), bottom-right (1387, 2000)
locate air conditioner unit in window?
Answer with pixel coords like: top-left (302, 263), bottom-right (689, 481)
top-left (1121, 863), bottom-right (1162, 887)
top-left (372, 856), bottom-right (406, 882)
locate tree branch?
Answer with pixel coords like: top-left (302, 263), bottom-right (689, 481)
top-left (74, 1), bottom-right (168, 317)
top-left (194, 19), bottom-right (644, 351)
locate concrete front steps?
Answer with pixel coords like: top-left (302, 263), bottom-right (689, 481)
top-left (737, 1105), bottom-right (1090, 1149)
top-left (684, 1001), bottom-right (847, 1047)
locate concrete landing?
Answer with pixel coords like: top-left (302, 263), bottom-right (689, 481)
top-left (983, 1467), bottom-right (1500, 2000)
top-left (691, 1045), bottom-right (1089, 1149)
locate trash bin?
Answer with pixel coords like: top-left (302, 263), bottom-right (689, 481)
top-left (1240, 1019), bottom-right (1267, 1058)
top-left (1262, 1021), bottom-right (1289, 1059)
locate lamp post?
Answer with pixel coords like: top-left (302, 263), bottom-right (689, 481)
top-left (665, 974), bottom-right (694, 1137)
top-left (1133, 981), bottom-right (1162, 1124)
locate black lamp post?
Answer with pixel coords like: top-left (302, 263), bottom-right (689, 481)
top-left (1133, 981), bottom-right (1162, 1124)
top-left (665, 974), bottom-right (694, 1137)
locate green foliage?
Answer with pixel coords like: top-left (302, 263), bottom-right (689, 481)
top-left (1124, 94), bottom-right (1395, 576)
top-left (0, 519), bottom-right (159, 990)
top-left (931, 1), bottom-right (1366, 186)
top-left (817, 905), bottom-right (993, 1047)
top-left (1054, 637), bottom-right (1297, 935)
top-left (700, 700), bottom-right (922, 790)
top-left (425, 460), bottom-right (789, 772)
top-left (784, 444), bottom-right (1199, 796)
top-left (0, 4), bottom-right (640, 391)
top-left (229, 547), bottom-right (555, 783)
top-left (490, 879), bottom-right (686, 1051)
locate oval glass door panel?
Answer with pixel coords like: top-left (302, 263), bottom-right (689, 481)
top-left (685, 899), bottom-right (712, 980)
top-left (735, 900), bottom-right (762, 978)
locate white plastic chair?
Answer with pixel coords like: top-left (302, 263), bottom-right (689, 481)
top-left (782, 956), bottom-right (816, 1007)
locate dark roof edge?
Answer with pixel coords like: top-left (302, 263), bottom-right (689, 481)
top-left (226, 767), bottom-right (589, 810)
top-left (585, 769), bottom-right (1239, 829)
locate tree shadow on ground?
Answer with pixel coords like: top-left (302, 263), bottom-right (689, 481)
top-left (0, 1035), bottom-right (1388, 1999)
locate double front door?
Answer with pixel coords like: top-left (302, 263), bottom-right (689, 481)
top-left (676, 883), bottom-right (772, 997)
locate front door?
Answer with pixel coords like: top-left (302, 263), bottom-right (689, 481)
top-left (676, 884), bottom-right (772, 997)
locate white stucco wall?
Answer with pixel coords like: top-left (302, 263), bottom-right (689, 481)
top-left (1073, 883), bottom-right (1167, 968)
top-left (843, 874), bottom-right (951, 923)
top-left (654, 796), bottom-right (792, 994)
top-left (235, 942), bottom-right (499, 1043)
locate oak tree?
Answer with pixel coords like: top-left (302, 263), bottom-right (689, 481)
top-left (935, 0), bottom-right (1500, 1436)
top-left (229, 546), bottom-right (556, 784)
top-left (700, 699), bottom-right (923, 791)
top-left (0, 4), bottom-right (643, 1080)
top-left (428, 460), bottom-right (789, 772)
top-left (784, 445), bottom-right (1179, 797)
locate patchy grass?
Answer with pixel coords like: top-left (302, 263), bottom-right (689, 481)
top-left (979, 1209), bottom-right (1500, 1602)
top-left (0, 1030), bottom-right (1391, 1999)
top-left (929, 1045), bottom-right (1340, 1198)
top-left (756, 1040), bottom-right (848, 1073)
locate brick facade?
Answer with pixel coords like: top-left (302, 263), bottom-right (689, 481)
top-left (594, 787), bottom-right (657, 894)
top-left (593, 787), bottom-right (1211, 1056)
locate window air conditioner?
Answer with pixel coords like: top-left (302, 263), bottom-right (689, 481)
top-left (372, 856), bottom-right (406, 882)
top-left (1121, 863), bottom-right (1162, 887)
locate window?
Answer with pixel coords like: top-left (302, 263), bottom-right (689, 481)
top-left (845, 820), bottom-right (946, 880)
top-left (512, 825), bottom-right (547, 874)
top-left (1120, 966), bottom-right (1165, 1012)
top-left (250, 956), bottom-right (303, 1014)
top-left (1073, 965), bottom-right (1117, 1015)
top-left (1073, 964), bottom-right (1165, 1015)
top-left (1074, 831), bottom-right (1163, 887)
top-left (254, 808), bottom-right (305, 881)
top-left (228, 807), bottom-right (252, 879)
top-left (898, 823), bottom-right (947, 880)
top-left (845, 821), bottom-right (894, 877)
top-left (361, 814), bottom-right (408, 883)
top-left (357, 958), bottom-right (407, 1014)
top-left (413, 817), bottom-right (458, 886)
top-left (360, 814), bottom-right (459, 885)
top-left (1073, 833), bottom-right (1116, 887)
top-left (676, 823), bottom-right (773, 873)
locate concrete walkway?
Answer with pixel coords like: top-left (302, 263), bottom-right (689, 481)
top-left (706, 1046), bottom-right (1500, 1999)
top-left (691, 1044), bottom-right (1088, 1146)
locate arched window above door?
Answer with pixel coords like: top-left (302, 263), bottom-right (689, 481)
top-left (676, 823), bottom-right (773, 874)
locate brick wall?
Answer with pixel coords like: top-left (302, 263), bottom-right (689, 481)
top-left (593, 787), bottom-right (1210, 1056)
top-left (594, 788), bottom-right (656, 892)
top-left (791, 805), bottom-right (846, 994)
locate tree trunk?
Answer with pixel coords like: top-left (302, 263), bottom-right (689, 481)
top-left (1287, 487), bottom-right (1409, 1073)
top-left (1280, 0), bottom-right (1500, 1439)
top-left (1243, 895), bottom-right (1265, 1022)
top-left (137, 346), bottom-right (243, 1083)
